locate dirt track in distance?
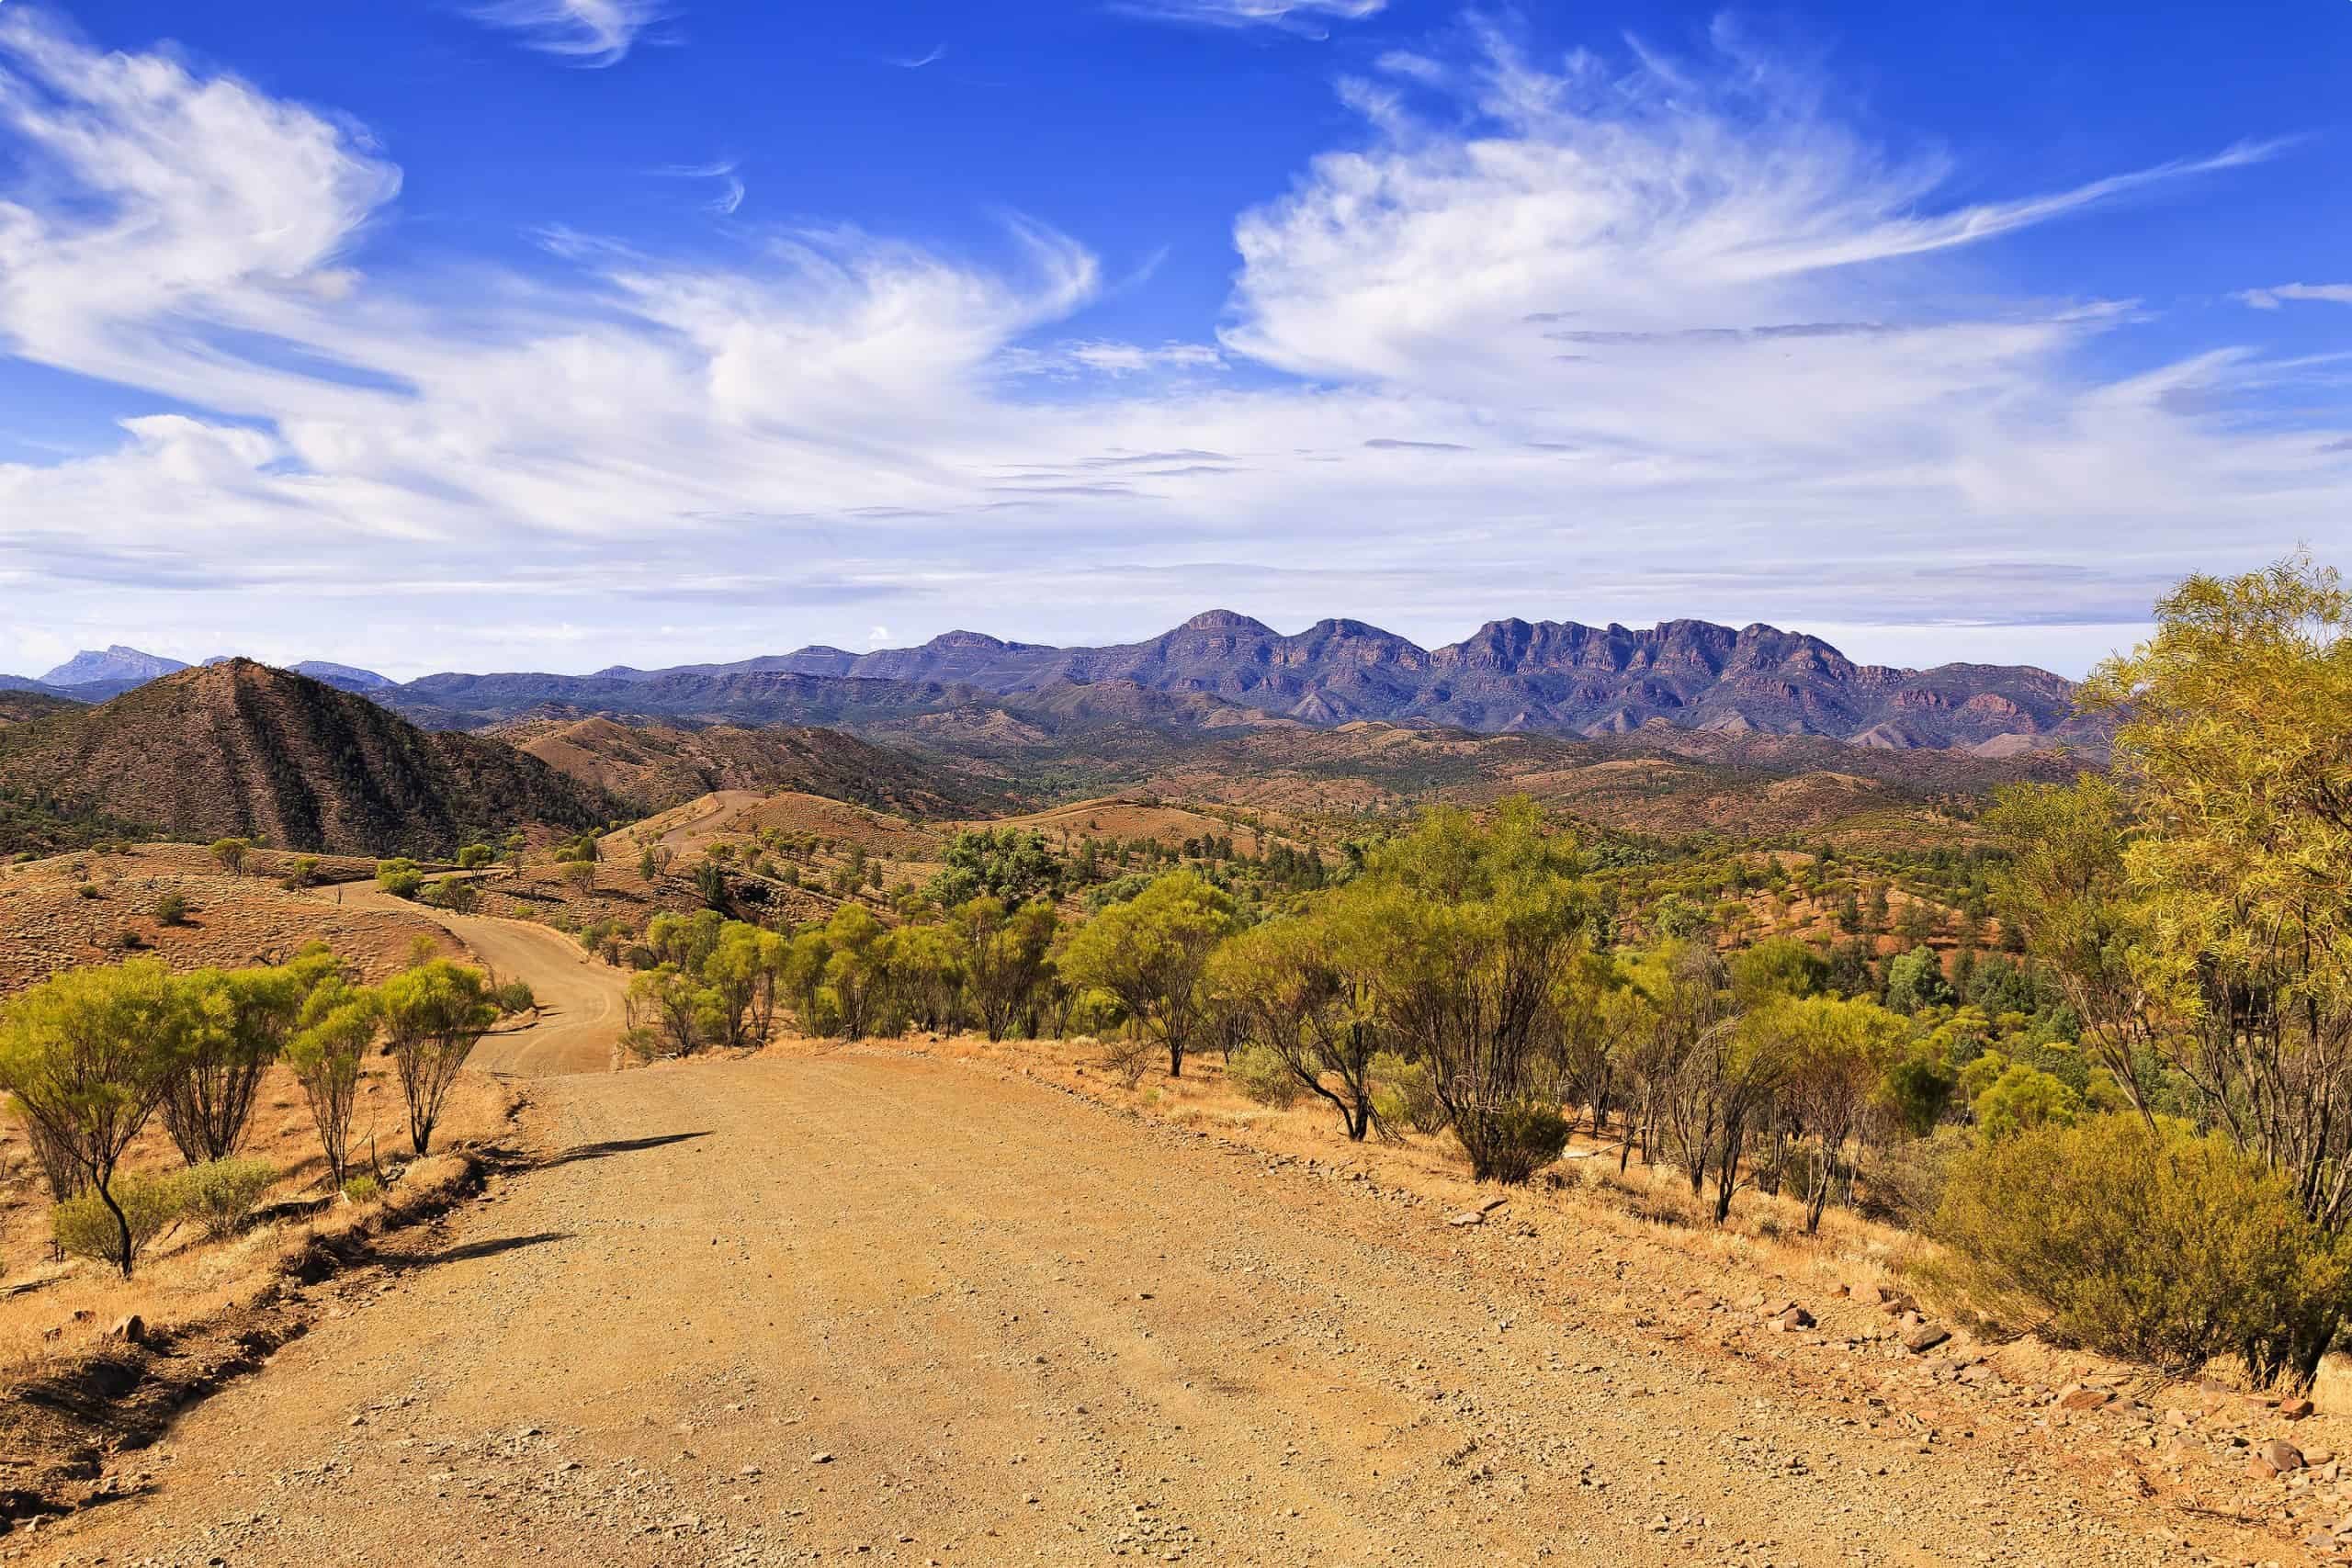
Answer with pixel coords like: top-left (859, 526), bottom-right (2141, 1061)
top-left (34, 1049), bottom-right (2300, 1568)
top-left (322, 880), bottom-right (627, 1077)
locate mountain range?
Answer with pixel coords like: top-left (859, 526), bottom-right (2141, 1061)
top-left (2, 613), bottom-right (2106, 755)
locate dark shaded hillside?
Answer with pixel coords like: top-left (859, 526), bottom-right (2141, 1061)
top-left (0, 661), bottom-right (620, 856)
top-left (0, 690), bottom-right (82, 727)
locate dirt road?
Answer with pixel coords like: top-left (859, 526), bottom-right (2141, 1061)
top-left (37, 1052), bottom-right (2286, 1567)
top-left (323, 880), bottom-right (628, 1077)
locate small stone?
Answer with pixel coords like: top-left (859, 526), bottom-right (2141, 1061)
top-left (1446, 1211), bottom-right (1484, 1227)
top-left (809, 1452), bottom-right (834, 1465)
top-left (2255, 1438), bottom-right (2304, 1477)
top-left (1901, 1322), bottom-right (1951, 1355)
top-left (108, 1314), bottom-right (145, 1347)
top-left (2280, 1397), bottom-right (2315, 1421)
top-left (1769, 1306), bottom-right (1815, 1333)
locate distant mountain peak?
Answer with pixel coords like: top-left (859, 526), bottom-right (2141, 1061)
top-left (39, 645), bottom-right (190, 689)
top-left (1179, 609), bottom-right (1275, 636)
top-left (290, 660), bottom-right (395, 693)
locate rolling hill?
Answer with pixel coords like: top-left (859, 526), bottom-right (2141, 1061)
top-left (486, 714), bottom-right (988, 818)
top-left (0, 661), bottom-right (620, 856)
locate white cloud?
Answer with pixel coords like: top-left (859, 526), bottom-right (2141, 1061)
top-left (2236, 282), bottom-right (2352, 310)
top-left (1000, 339), bottom-right (1226, 378)
top-left (0, 9), bottom-right (2341, 679)
top-left (469, 0), bottom-right (663, 66)
top-left (1110, 1), bottom-right (1385, 37)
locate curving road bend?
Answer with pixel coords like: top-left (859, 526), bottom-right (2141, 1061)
top-left (321, 879), bottom-right (628, 1077)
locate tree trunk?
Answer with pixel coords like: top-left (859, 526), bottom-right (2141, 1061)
top-left (96, 1173), bottom-right (133, 1279)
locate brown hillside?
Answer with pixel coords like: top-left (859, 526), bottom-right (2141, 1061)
top-left (489, 714), bottom-right (976, 817)
top-left (0, 661), bottom-right (621, 856)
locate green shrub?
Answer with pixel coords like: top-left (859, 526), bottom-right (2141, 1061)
top-left (376, 860), bottom-right (424, 899)
top-left (1971, 1062), bottom-right (2081, 1141)
top-left (1451, 1100), bottom-right (1570, 1185)
top-left (1224, 1044), bottom-right (1301, 1108)
top-left (493, 979), bottom-right (536, 1015)
top-left (425, 876), bottom-right (480, 914)
top-left (281, 855), bottom-right (321, 890)
top-left (1930, 1113), bottom-right (2346, 1382)
top-left (1370, 1051), bottom-right (1449, 1134)
top-left (342, 1173), bottom-right (382, 1205)
top-left (179, 1157), bottom-right (279, 1241)
top-left (151, 891), bottom-right (188, 926)
top-left (74, 883), bottom-right (101, 901)
top-left (51, 1171), bottom-right (187, 1269)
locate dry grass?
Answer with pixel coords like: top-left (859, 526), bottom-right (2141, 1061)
top-left (0, 844), bottom-right (462, 996)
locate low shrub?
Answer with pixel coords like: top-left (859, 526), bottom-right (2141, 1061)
top-left (51, 1172), bottom-right (187, 1269)
top-left (152, 890), bottom-right (188, 925)
top-left (1370, 1052), bottom-right (1449, 1134)
top-left (342, 1173), bottom-right (382, 1205)
top-left (1929, 1112), bottom-right (2347, 1383)
top-left (376, 859), bottom-right (424, 899)
top-left (493, 978), bottom-right (536, 1015)
top-left (1224, 1044), bottom-right (1300, 1108)
top-left (180, 1157), bottom-right (279, 1241)
top-left (1452, 1100), bottom-right (1570, 1185)
top-left (1100, 1031), bottom-right (1157, 1088)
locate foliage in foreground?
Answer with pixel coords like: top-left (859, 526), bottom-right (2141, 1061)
top-left (1931, 1113), bottom-right (2346, 1382)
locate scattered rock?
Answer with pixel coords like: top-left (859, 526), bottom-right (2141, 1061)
top-left (1901, 1322), bottom-right (1951, 1355)
top-left (1768, 1306), bottom-right (1815, 1334)
top-left (2255, 1438), bottom-right (2304, 1477)
top-left (1446, 1211), bottom-right (1485, 1228)
top-left (2280, 1397), bottom-right (2314, 1421)
top-left (108, 1314), bottom-right (145, 1347)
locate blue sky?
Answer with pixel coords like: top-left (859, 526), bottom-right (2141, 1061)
top-left (1, 1), bottom-right (2348, 679)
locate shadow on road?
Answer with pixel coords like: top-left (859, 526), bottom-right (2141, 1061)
top-left (387, 1232), bottom-right (573, 1271)
top-left (537, 1131), bottom-right (712, 1169)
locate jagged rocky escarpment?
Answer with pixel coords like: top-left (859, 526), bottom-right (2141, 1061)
top-left (376, 612), bottom-right (2098, 755)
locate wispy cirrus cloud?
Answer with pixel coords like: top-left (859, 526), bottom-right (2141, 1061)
top-left (1109, 0), bottom-right (1385, 38)
top-left (469, 0), bottom-right (664, 65)
top-left (2236, 282), bottom-right (2352, 310)
top-left (0, 6), bottom-right (2337, 678)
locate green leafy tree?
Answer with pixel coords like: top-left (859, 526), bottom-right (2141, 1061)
top-left (1760, 995), bottom-right (1910, 1233)
top-left (930, 829), bottom-right (1062, 907)
top-left (1212, 905), bottom-right (1385, 1138)
top-left (287, 976), bottom-right (379, 1188)
top-left (1343, 801), bottom-right (1593, 1181)
top-left (378, 961), bottom-right (498, 1156)
top-left (163, 948), bottom-right (341, 1165)
top-left (0, 961), bottom-right (202, 1275)
top-left (1883, 945), bottom-right (1952, 1014)
top-left (209, 838), bottom-right (252, 876)
top-left (1059, 871), bottom-right (1238, 1078)
top-left (951, 896), bottom-right (1059, 1042)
